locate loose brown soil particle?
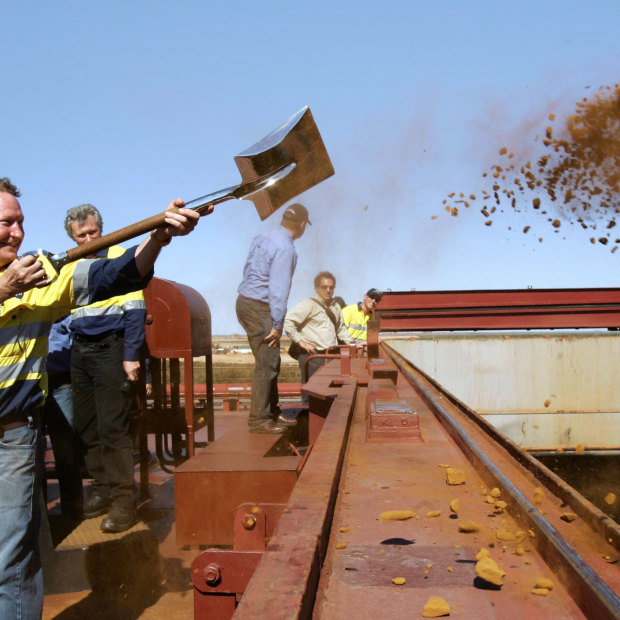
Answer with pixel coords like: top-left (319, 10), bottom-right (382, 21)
top-left (532, 487), bottom-right (545, 505)
top-left (439, 85), bottom-right (620, 250)
top-left (378, 510), bottom-right (418, 521)
top-left (560, 512), bottom-right (578, 522)
top-left (458, 521), bottom-right (482, 533)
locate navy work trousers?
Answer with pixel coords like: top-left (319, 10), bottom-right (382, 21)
top-left (72, 334), bottom-right (134, 501)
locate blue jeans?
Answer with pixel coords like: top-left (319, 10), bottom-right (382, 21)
top-left (235, 295), bottom-right (281, 427)
top-left (44, 379), bottom-right (83, 514)
top-left (0, 416), bottom-right (44, 620)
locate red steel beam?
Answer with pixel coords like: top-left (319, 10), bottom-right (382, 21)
top-left (375, 288), bottom-right (620, 331)
top-left (233, 372), bottom-right (358, 619)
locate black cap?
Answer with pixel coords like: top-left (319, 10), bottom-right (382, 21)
top-left (366, 288), bottom-right (383, 301)
top-left (282, 203), bottom-right (311, 225)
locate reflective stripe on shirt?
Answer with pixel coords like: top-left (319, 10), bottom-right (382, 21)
top-left (342, 303), bottom-right (370, 342)
top-left (0, 319), bottom-right (48, 347)
top-left (70, 246), bottom-right (146, 361)
top-left (72, 298), bottom-right (146, 320)
top-left (0, 246), bottom-right (149, 419)
top-left (0, 354), bottom-right (44, 388)
top-left (73, 260), bottom-right (94, 307)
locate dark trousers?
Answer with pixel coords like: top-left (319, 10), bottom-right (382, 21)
top-left (297, 353), bottom-right (327, 406)
top-left (235, 295), bottom-right (281, 427)
top-left (44, 376), bottom-right (83, 514)
top-left (72, 334), bottom-right (134, 501)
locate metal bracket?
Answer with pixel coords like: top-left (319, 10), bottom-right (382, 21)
top-left (192, 549), bottom-right (262, 619)
top-left (233, 503), bottom-right (286, 551)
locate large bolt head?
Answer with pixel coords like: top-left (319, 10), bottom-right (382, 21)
top-left (203, 563), bottom-right (221, 585)
top-left (242, 514), bottom-right (257, 530)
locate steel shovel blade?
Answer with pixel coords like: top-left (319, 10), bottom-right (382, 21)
top-left (234, 106), bottom-right (335, 220)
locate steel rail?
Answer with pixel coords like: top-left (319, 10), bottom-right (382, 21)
top-left (382, 342), bottom-right (620, 620)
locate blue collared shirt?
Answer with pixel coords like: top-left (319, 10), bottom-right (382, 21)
top-left (238, 226), bottom-right (297, 330)
top-left (47, 315), bottom-right (72, 375)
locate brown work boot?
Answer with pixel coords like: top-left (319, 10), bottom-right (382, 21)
top-left (100, 498), bottom-right (136, 533)
top-left (249, 420), bottom-right (286, 434)
top-left (276, 413), bottom-right (297, 427)
top-left (83, 492), bottom-right (110, 519)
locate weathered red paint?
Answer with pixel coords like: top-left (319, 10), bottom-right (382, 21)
top-left (374, 288), bottom-right (620, 331)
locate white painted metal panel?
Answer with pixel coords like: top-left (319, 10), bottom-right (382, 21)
top-left (384, 332), bottom-right (620, 449)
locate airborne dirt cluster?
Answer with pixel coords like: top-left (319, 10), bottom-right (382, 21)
top-left (441, 84), bottom-right (620, 252)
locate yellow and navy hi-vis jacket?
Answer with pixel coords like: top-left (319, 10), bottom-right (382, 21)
top-left (70, 246), bottom-right (147, 362)
top-left (342, 302), bottom-right (371, 344)
top-left (0, 247), bottom-right (151, 420)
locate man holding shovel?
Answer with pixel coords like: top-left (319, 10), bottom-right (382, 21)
top-left (0, 177), bottom-right (200, 620)
top-left (236, 203), bottom-right (310, 434)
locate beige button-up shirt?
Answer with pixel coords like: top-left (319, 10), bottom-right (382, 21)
top-left (284, 295), bottom-right (352, 350)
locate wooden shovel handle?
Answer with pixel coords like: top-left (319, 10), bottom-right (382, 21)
top-left (63, 208), bottom-right (180, 262)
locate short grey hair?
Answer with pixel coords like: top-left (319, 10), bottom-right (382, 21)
top-left (64, 203), bottom-right (103, 238)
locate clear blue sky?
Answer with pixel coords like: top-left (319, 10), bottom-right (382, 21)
top-left (2, 1), bottom-right (619, 334)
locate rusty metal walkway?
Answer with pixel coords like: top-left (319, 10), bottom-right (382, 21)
top-left (197, 345), bottom-right (620, 619)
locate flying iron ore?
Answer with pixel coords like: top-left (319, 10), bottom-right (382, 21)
top-left (441, 84), bottom-right (620, 252)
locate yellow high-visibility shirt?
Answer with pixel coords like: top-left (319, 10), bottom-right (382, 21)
top-left (342, 302), bottom-right (370, 343)
top-left (0, 247), bottom-right (149, 419)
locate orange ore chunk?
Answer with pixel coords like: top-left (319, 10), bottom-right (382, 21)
top-left (422, 596), bottom-right (451, 618)
top-left (446, 468), bottom-right (466, 485)
top-left (475, 555), bottom-right (506, 586)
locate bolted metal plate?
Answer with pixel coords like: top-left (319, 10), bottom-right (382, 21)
top-left (373, 399), bottom-right (415, 415)
top-left (368, 398), bottom-right (422, 440)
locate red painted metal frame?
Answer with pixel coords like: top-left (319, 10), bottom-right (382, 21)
top-left (233, 503), bottom-right (287, 551)
top-left (375, 288), bottom-right (620, 331)
top-left (302, 345), bottom-right (357, 382)
top-left (143, 277), bottom-right (214, 454)
top-left (192, 550), bottom-right (263, 618)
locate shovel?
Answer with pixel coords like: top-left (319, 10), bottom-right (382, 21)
top-left (31, 106), bottom-right (333, 272)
